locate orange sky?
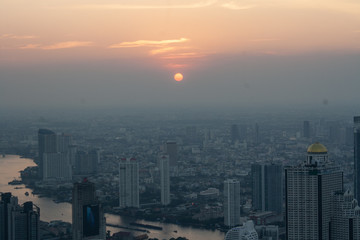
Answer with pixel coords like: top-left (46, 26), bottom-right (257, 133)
top-left (1, 0), bottom-right (360, 70)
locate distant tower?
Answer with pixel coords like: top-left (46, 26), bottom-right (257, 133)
top-left (0, 193), bottom-right (40, 240)
top-left (231, 125), bottom-right (239, 143)
top-left (354, 116), bottom-right (360, 201)
top-left (252, 163), bottom-right (283, 214)
top-left (72, 179), bottom-right (106, 240)
top-left (224, 179), bottom-right (241, 227)
top-left (303, 121), bottom-right (310, 138)
top-left (38, 129), bottom-right (72, 181)
top-left (43, 152), bottom-right (72, 181)
top-left (224, 220), bottom-right (258, 240)
top-left (38, 129), bottom-right (57, 178)
top-left (159, 155), bottom-right (170, 205)
top-left (285, 143), bottom-right (343, 240)
top-left (119, 158), bottom-right (139, 208)
top-left (165, 141), bottom-right (178, 167)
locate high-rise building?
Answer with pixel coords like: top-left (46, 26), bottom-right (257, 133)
top-left (43, 152), bottom-right (72, 181)
top-left (165, 141), bottom-right (178, 167)
top-left (0, 193), bottom-right (40, 240)
top-left (119, 158), bottom-right (139, 208)
top-left (72, 180), bottom-right (106, 240)
top-left (38, 129), bottom-right (73, 181)
top-left (224, 179), bottom-right (241, 227)
top-left (38, 129), bottom-right (57, 178)
top-left (285, 143), bottom-right (343, 240)
top-left (303, 121), bottom-right (310, 138)
top-left (224, 220), bottom-right (258, 240)
top-left (159, 155), bottom-right (170, 205)
top-left (354, 116), bottom-right (360, 201)
top-left (331, 190), bottom-right (360, 240)
top-left (252, 163), bottom-right (283, 214)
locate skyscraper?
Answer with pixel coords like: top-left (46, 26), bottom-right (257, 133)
top-left (285, 143), bottom-right (343, 240)
top-left (72, 180), bottom-right (106, 240)
top-left (331, 190), bottom-right (360, 240)
top-left (38, 129), bottom-right (73, 181)
top-left (252, 163), bottom-right (283, 214)
top-left (38, 129), bottom-right (57, 178)
top-left (354, 116), bottom-right (360, 201)
top-left (224, 221), bottom-right (258, 240)
top-left (224, 179), bottom-right (241, 227)
top-left (159, 155), bottom-right (170, 205)
top-left (165, 141), bottom-right (178, 167)
top-left (0, 193), bottom-right (40, 240)
top-left (43, 152), bottom-right (72, 181)
top-left (119, 158), bottom-right (139, 208)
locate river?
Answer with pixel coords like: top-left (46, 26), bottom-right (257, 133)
top-left (0, 155), bottom-right (225, 240)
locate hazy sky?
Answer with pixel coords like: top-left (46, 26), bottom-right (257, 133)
top-left (1, 0), bottom-right (360, 110)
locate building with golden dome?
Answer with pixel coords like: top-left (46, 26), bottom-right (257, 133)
top-left (285, 143), bottom-right (343, 240)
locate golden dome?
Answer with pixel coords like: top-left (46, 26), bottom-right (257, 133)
top-left (307, 142), bottom-right (328, 153)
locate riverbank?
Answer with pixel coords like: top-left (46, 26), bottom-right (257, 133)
top-left (3, 155), bottom-right (225, 240)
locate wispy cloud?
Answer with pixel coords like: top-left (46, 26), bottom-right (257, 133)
top-left (150, 47), bottom-right (176, 55)
top-left (221, 2), bottom-right (257, 10)
top-left (69, 1), bottom-right (216, 10)
top-left (161, 52), bottom-right (207, 59)
top-left (19, 41), bottom-right (93, 50)
top-left (19, 44), bottom-right (41, 49)
top-left (1, 34), bottom-right (37, 39)
top-left (109, 38), bottom-right (189, 48)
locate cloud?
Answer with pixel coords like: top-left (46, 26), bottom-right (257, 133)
top-left (150, 47), bottom-right (176, 55)
top-left (0, 34), bottom-right (37, 39)
top-left (69, 0), bottom-right (217, 10)
top-left (19, 44), bottom-right (41, 49)
top-left (109, 38), bottom-right (189, 48)
top-left (161, 52), bottom-right (207, 59)
top-left (221, 2), bottom-right (257, 10)
top-left (19, 41), bottom-right (93, 50)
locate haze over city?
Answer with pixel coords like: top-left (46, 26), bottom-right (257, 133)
top-left (2, 1), bottom-right (360, 240)
top-left (1, 0), bottom-right (360, 111)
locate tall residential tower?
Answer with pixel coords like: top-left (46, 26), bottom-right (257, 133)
top-left (224, 179), bottom-right (241, 227)
top-left (285, 143), bottom-right (343, 240)
top-left (119, 158), bottom-right (139, 208)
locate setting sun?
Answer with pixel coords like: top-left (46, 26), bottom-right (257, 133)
top-left (174, 73), bottom-right (184, 82)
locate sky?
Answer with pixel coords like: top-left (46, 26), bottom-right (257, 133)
top-left (1, 0), bottom-right (360, 111)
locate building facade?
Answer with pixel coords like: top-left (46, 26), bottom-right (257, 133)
top-left (0, 193), bottom-right (40, 240)
top-left (119, 158), bottom-right (139, 208)
top-left (159, 155), bottom-right (170, 205)
top-left (72, 180), bottom-right (106, 240)
top-left (225, 221), bottom-right (258, 240)
top-left (285, 143), bottom-right (343, 240)
top-left (224, 179), bottom-right (241, 227)
top-left (252, 163), bottom-right (283, 214)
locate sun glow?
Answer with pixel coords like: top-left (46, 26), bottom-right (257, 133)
top-left (174, 73), bottom-right (184, 82)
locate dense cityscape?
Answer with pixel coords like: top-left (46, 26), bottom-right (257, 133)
top-left (0, 107), bottom-right (359, 239)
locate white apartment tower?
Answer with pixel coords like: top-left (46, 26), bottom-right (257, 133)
top-left (285, 143), bottom-right (343, 240)
top-left (224, 179), bottom-right (241, 227)
top-left (159, 155), bottom-right (170, 205)
top-left (225, 221), bottom-right (258, 240)
top-left (119, 158), bottom-right (139, 208)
